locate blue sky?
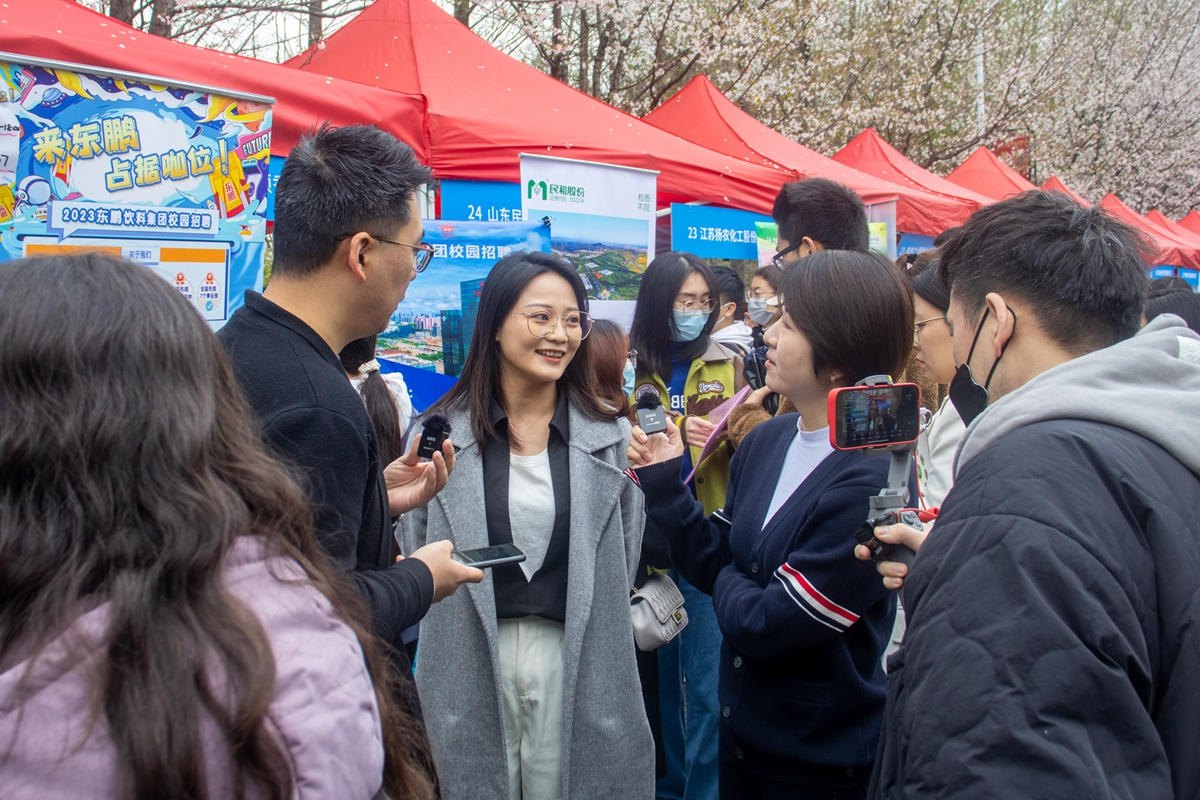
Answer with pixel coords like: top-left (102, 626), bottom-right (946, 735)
top-left (544, 212), bottom-right (649, 247)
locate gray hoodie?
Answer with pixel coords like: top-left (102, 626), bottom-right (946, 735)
top-left (954, 314), bottom-right (1200, 478)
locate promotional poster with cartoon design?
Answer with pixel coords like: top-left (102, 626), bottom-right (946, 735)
top-left (0, 57), bottom-right (272, 328)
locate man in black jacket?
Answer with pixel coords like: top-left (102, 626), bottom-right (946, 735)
top-left (867, 191), bottom-right (1200, 798)
top-left (219, 125), bottom-right (481, 671)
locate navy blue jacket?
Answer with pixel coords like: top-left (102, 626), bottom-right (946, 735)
top-left (870, 419), bottom-right (1200, 799)
top-left (635, 413), bottom-right (899, 784)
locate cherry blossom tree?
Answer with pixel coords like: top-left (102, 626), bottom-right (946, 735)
top-left (79, 0), bottom-right (1200, 214)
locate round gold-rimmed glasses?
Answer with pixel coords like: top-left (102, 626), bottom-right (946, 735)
top-left (512, 307), bottom-right (593, 341)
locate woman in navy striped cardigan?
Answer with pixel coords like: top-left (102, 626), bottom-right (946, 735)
top-left (628, 250), bottom-right (915, 800)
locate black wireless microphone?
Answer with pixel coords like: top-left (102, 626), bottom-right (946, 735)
top-left (634, 388), bottom-right (669, 435)
top-left (417, 412), bottom-right (452, 458)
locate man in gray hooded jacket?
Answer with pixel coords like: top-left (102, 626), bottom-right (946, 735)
top-left (868, 191), bottom-right (1200, 799)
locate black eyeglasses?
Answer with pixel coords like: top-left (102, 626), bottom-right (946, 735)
top-left (337, 233), bottom-right (435, 273)
top-left (771, 240), bottom-right (803, 268)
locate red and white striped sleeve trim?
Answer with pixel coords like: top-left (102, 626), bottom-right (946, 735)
top-left (775, 563), bottom-right (860, 631)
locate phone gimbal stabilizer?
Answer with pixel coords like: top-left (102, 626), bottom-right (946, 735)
top-left (852, 376), bottom-right (920, 568)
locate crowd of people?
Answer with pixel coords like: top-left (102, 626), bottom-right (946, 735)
top-left (1, 123), bottom-right (1198, 800)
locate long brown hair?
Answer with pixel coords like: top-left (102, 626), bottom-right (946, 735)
top-left (588, 319), bottom-right (631, 415)
top-left (427, 251), bottom-right (617, 445)
top-left (340, 335), bottom-right (407, 464)
top-left (0, 254), bottom-right (434, 800)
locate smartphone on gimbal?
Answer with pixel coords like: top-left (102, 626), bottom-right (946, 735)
top-left (827, 383), bottom-right (922, 451)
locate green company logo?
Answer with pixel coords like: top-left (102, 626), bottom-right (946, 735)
top-left (527, 180), bottom-right (548, 200)
top-left (527, 179), bottom-right (585, 203)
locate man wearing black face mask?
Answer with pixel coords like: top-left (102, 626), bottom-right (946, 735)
top-left (865, 191), bottom-right (1200, 799)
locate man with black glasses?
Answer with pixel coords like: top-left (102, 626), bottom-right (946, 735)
top-left (219, 124), bottom-right (482, 679)
top-left (771, 177), bottom-right (870, 265)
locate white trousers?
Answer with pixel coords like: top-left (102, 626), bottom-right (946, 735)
top-left (498, 616), bottom-right (565, 800)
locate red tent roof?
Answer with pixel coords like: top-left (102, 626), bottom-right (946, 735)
top-left (1180, 211), bottom-right (1200, 237)
top-left (832, 128), bottom-right (994, 212)
top-left (1146, 209), bottom-right (1200, 250)
top-left (286, 0), bottom-right (788, 213)
top-left (0, 0), bottom-right (429, 159)
top-left (1040, 175), bottom-right (1090, 207)
top-left (946, 147), bottom-right (1038, 201)
top-left (641, 77), bottom-right (973, 236)
top-left (1099, 194), bottom-right (1200, 268)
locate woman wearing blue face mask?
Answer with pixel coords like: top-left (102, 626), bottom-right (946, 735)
top-left (629, 251), bottom-right (745, 800)
top-left (743, 265), bottom-right (783, 350)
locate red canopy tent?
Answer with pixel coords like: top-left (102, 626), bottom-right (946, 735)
top-left (1040, 175), bottom-right (1090, 206)
top-left (0, 0), bottom-right (430, 159)
top-left (832, 128), bottom-right (994, 214)
top-left (641, 77), bottom-right (973, 236)
top-left (1179, 211), bottom-right (1200, 237)
top-left (286, 0), bottom-right (789, 213)
top-left (1146, 209), bottom-right (1200, 250)
top-left (946, 147), bottom-right (1037, 201)
top-left (1099, 194), bottom-right (1200, 269)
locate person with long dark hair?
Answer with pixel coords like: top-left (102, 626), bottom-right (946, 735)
top-left (628, 250), bottom-right (914, 799)
top-left (629, 251), bottom-right (744, 800)
top-left (0, 253), bottom-right (435, 800)
top-left (341, 334), bottom-right (413, 466)
top-left (403, 252), bottom-right (653, 799)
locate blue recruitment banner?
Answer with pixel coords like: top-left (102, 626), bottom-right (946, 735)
top-left (377, 358), bottom-right (457, 414)
top-left (440, 179), bottom-right (523, 222)
top-left (1177, 268), bottom-right (1199, 289)
top-left (898, 233), bottom-right (936, 255)
top-left (1148, 266), bottom-right (1177, 280)
top-left (670, 203), bottom-right (769, 260)
top-left (265, 155), bottom-right (285, 221)
top-left (376, 219), bottom-right (551, 413)
top-left (0, 57), bottom-right (272, 330)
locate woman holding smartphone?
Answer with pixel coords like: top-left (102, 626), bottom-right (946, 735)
top-left (627, 250), bottom-right (913, 799)
top-left (403, 252), bottom-right (653, 800)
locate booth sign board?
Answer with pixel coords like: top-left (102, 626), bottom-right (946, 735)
top-left (0, 54), bottom-right (273, 328)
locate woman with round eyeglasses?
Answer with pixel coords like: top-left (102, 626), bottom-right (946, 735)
top-left (404, 251), bottom-right (653, 800)
top-left (628, 251), bottom-right (745, 799)
top-left (744, 264), bottom-right (783, 350)
top-left (907, 260), bottom-right (966, 510)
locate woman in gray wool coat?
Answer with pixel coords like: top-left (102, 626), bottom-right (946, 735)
top-left (403, 251), bottom-right (654, 800)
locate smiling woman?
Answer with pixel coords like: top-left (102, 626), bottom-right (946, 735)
top-left (405, 252), bottom-right (654, 800)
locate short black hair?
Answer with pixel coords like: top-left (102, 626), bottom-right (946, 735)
top-left (933, 226), bottom-right (960, 247)
top-left (1146, 281), bottom-right (1200, 333)
top-left (780, 250), bottom-right (913, 383)
top-left (1149, 276), bottom-right (1192, 297)
top-left (771, 178), bottom-right (869, 252)
top-left (937, 191), bottom-right (1150, 354)
top-left (273, 123), bottom-right (432, 278)
top-left (711, 264), bottom-right (747, 317)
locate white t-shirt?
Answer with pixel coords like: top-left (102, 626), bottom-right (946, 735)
top-left (509, 449), bottom-right (556, 581)
top-left (763, 421), bottom-right (834, 528)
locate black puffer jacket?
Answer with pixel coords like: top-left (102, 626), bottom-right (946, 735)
top-left (871, 318), bottom-right (1200, 799)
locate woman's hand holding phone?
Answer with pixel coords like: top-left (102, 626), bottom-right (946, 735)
top-left (627, 419), bottom-right (686, 467)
